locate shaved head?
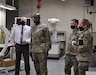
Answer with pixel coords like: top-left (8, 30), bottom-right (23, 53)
top-left (34, 13), bottom-right (40, 19)
top-left (21, 17), bottom-right (27, 23)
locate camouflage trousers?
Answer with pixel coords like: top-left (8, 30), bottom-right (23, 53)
top-left (32, 52), bottom-right (48, 75)
top-left (64, 55), bottom-right (78, 75)
top-left (78, 61), bottom-right (89, 75)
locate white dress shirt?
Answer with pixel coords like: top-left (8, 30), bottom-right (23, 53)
top-left (10, 25), bottom-right (31, 44)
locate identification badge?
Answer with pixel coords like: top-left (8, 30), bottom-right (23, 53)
top-left (79, 40), bottom-right (83, 45)
top-left (36, 27), bottom-right (42, 32)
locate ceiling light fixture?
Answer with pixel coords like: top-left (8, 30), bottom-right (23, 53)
top-left (61, 0), bottom-right (66, 1)
top-left (0, 3), bottom-right (16, 10)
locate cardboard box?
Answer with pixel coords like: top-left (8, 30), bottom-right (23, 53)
top-left (0, 58), bottom-right (15, 67)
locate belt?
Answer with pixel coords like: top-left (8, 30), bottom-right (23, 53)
top-left (16, 43), bottom-right (29, 46)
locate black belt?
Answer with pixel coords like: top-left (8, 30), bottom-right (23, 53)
top-left (16, 43), bottom-right (29, 46)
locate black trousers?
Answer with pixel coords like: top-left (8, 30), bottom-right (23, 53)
top-left (15, 43), bottom-right (30, 75)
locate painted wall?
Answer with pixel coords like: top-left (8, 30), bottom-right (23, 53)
top-left (19, 0), bottom-right (96, 50)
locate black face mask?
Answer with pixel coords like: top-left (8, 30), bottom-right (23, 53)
top-left (20, 21), bottom-right (25, 25)
top-left (34, 20), bottom-right (40, 25)
top-left (79, 27), bottom-right (84, 31)
top-left (71, 26), bottom-right (75, 29)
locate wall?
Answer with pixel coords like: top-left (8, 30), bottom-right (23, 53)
top-left (19, 0), bottom-right (33, 17)
top-left (0, 0), bottom-right (19, 29)
top-left (19, 0), bottom-right (96, 50)
top-left (6, 0), bottom-right (19, 30)
top-left (84, 1), bottom-right (96, 32)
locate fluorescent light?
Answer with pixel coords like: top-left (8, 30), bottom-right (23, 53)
top-left (0, 3), bottom-right (16, 10)
top-left (61, 0), bottom-right (66, 1)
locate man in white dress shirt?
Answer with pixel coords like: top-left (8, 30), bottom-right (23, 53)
top-left (10, 17), bottom-right (31, 75)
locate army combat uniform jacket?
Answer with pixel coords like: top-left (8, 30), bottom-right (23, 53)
top-left (31, 23), bottom-right (51, 53)
top-left (76, 30), bottom-right (93, 62)
top-left (65, 30), bottom-right (79, 55)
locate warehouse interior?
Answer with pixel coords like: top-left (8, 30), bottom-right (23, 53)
top-left (0, 0), bottom-right (96, 75)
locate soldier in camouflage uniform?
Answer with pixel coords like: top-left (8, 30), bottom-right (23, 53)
top-left (77, 19), bottom-right (93, 75)
top-left (64, 19), bottom-right (79, 75)
top-left (30, 13), bottom-right (51, 75)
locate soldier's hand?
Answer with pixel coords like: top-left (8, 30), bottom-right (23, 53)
top-left (65, 51), bottom-right (70, 54)
top-left (71, 41), bottom-right (76, 46)
top-left (45, 51), bottom-right (48, 55)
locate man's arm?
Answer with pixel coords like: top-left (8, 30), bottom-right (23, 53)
top-left (44, 27), bottom-right (51, 52)
top-left (9, 27), bottom-right (15, 45)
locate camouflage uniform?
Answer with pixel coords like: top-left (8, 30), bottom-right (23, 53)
top-left (65, 30), bottom-right (79, 75)
top-left (76, 30), bottom-right (93, 75)
top-left (30, 23), bottom-right (51, 75)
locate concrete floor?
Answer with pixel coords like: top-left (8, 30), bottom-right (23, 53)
top-left (0, 56), bottom-right (96, 75)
